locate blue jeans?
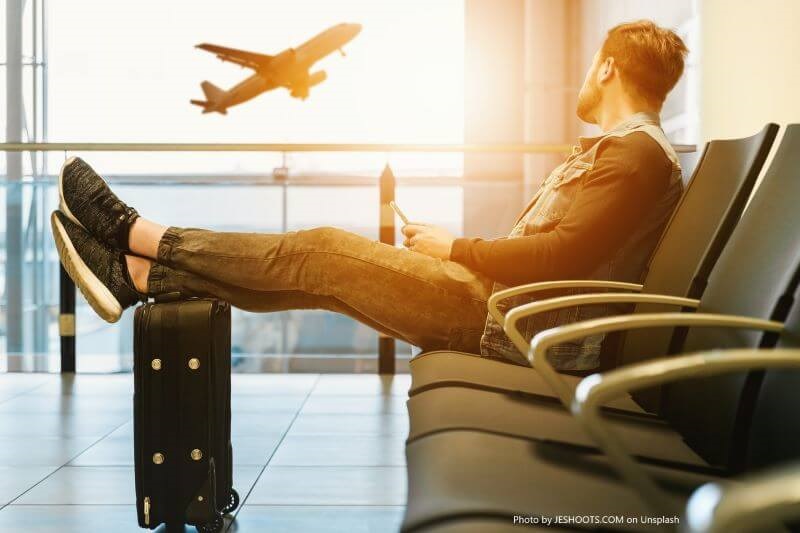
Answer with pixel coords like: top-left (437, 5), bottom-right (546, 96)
top-left (147, 226), bottom-right (492, 352)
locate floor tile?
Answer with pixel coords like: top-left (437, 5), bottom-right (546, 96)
top-left (68, 437), bottom-right (134, 466)
top-left (301, 396), bottom-right (407, 415)
top-left (230, 505), bottom-right (404, 533)
top-left (15, 466), bottom-right (262, 505)
top-left (34, 375), bottom-right (134, 396)
top-left (0, 467), bottom-right (59, 504)
top-left (105, 421), bottom-right (134, 439)
top-left (270, 435), bottom-right (405, 466)
top-left (231, 374), bottom-right (318, 396)
top-left (70, 435), bottom-right (283, 467)
top-left (0, 374), bottom-right (51, 402)
top-left (247, 466), bottom-right (407, 505)
top-left (232, 413), bottom-right (296, 437)
top-left (0, 503), bottom-right (247, 533)
top-left (288, 414), bottom-right (409, 436)
top-left (312, 374), bottom-right (411, 396)
top-left (0, 412), bottom-right (128, 438)
top-left (232, 435), bottom-right (284, 465)
top-left (15, 466), bottom-right (135, 504)
top-left (230, 466), bottom-right (263, 497)
top-left (97, 411), bottom-right (299, 440)
top-left (0, 373), bottom-right (411, 529)
top-left (0, 437), bottom-right (98, 466)
top-left (0, 394), bottom-right (132, 414)
top-left (231, 395), bottom-right (307, 413)
top-left (0, 505), bottom-right (143, 533)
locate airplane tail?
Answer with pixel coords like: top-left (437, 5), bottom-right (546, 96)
top-left (190, 81), bottom-right (227, 114)
top-left (201, 81), bottom-right (225, 102)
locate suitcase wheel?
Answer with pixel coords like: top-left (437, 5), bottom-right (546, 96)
top-left (221, 489), bottom-right (240, 515)
top-left (196, 514), bottom-right (224, 533)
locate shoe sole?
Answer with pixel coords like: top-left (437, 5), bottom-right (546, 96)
top-left (51, 211), bottom-right (123, 323)
top-left (59, 156), bottom-right (86, 230)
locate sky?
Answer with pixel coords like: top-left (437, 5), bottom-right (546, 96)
top-left (43, 0), bottom-right (465, 176)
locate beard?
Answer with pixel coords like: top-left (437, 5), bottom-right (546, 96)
top-left (576, 78), bottom-right (601, 123)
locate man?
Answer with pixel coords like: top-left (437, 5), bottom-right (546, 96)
top-left (52, 20), bottom-right (687, 371)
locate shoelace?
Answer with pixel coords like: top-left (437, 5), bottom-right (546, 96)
top-left (98, 193), bottom-right (121, 214)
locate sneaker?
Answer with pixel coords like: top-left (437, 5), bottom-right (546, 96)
top-left (51, 211), bottom-right (144, 323)
top-left (59, 156), bottom-right (139, 251)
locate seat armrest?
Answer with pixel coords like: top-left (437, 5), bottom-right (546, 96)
top-left (487, 280), bottom-right (643, 327)
top-left (570, 348), bottom-right (800, 515)
top-left (503, 293), bottom-right (699, 357)
top-left (684, 462), bottom-right (800, 533)
top-left (529, 312), bottom-right (782, 408)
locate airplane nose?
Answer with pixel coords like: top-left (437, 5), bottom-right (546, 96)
top-left (349, 23), bottom-right (362, 36)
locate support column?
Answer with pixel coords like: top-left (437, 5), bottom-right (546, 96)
top-left (6, 0), bottom-right (25, 367)
top-left (463, 0), bottom-right (525, 239)
top-left (523, 0), bottom-right (578, 199)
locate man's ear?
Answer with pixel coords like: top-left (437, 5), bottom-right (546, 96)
top-left (598, 56), bottom-right (615, 84)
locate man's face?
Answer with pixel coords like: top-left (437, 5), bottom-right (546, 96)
top-left (576, 51), bottom-right (604, 123)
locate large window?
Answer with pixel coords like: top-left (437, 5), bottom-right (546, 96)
top-left (1, 0), bottom-right (465, 372)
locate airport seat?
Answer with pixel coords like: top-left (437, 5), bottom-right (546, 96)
top-left (401, 128), bottom-right (800, 531)
top-left (405, 125), bottom-right (792, 451)
top-left (404, 125), bottom-right (800, 460)
top-left (408, 124), bottom-right (779, 407)
top-left (403, 347), bottom-right (800, 532)
top-left (407, 172), bottom-right (800, 464)
top-left (404, 430), bottom-right (711, 532)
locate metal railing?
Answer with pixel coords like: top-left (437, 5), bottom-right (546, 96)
top-left (0, 141), bottom-right (699, 153)
top-left (1, 141), bottom-right (696, 374)
top-left (1, 142), bottom-right (573, 153)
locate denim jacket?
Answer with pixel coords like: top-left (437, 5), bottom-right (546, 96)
top-left (479, 112), bottom-right (684, 370)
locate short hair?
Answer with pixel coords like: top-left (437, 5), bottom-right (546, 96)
top-left (600, 20), bottom-right (688, 108)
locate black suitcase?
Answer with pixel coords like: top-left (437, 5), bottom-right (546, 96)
top-left (133, 298), bottom-right (239, 532)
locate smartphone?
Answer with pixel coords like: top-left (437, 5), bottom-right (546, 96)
top-left (389, 201), bottom-right (410, 225)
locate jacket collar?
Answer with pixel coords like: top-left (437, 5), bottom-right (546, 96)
top-left (577, 111), bottom-right (661, 152)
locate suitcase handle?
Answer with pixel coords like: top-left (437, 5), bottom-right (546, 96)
top-left (150, 294), bottom-right (231, 314)
top-left (152, 292), bottom-right (185, 303)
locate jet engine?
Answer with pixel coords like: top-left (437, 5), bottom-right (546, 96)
top-left (290, 70), bottom-right (328, 99)
top-left (307, 70), bottom-right (328, 87)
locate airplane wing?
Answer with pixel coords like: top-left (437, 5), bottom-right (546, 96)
top-left (195, 43), bottom-right (273, 69)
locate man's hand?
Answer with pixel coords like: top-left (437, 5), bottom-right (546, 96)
top-left (401, 223), bottom-right (455, 260)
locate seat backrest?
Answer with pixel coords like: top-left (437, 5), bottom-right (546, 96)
top-left (620, 124), bottom-right (779, 372)
top-left (661, 124), bottom-right (800, 468)
top-left (677, 149), bottom-right (702, 186)
top-left (745, 302), bottom-right (800, 470)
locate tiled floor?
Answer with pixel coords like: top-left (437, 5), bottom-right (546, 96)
top-left (0, 372), bottom-right (409, 532)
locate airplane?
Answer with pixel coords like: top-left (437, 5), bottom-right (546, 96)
top-left (191, 22), bottom-right (362, 114)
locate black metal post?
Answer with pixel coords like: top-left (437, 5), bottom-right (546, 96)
top-left (378, 164), bottom-right (396, 375)
top-left (59, 265), bottom-right (76, 373)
